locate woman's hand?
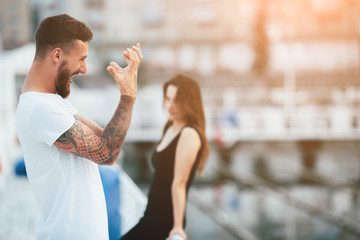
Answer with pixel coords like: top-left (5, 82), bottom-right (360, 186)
top-left (168, 228), bottom-right (187, 240)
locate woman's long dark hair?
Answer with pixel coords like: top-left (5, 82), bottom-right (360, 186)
top-left (162, 74), bottom-right (209, 174)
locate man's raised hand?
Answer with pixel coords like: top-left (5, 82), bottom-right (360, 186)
top-left (107, 43), bottom-right (143, 98)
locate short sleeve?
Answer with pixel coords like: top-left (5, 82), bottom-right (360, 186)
top-left (29, 101), bottom-right (76, 146)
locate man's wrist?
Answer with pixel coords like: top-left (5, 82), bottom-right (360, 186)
top-left (120, 94), bottom-right (135, 102)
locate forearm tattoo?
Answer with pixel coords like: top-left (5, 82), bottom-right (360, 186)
top-left (55, 95), bottom-right (134, 164)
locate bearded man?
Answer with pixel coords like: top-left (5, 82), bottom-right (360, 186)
top-left (15, 14), bottom-right (142, 240)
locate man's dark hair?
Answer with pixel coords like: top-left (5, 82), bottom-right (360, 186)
top-left (34, 14), bottom-right (93, 60)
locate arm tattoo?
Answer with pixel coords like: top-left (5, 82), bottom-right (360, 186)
top-left (55, 95), bottom-right (134, 165)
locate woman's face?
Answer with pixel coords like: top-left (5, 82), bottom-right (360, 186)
top-left (164, 85), bottom-right (184, 121)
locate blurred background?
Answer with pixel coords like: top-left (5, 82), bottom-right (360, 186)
top-left (1, 0), bottom-right (360, 239)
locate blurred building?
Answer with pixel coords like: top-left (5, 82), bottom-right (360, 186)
top-left (0, 0), bottom-right (32, 51)
top-left (267, 0), bottom-right (360, 75)
top-left (28, 0), bottom-right (360, 77)
top-left (1, 0), bottom-right (360, 143)
top-left (20, 0), bottom-right (360, 140)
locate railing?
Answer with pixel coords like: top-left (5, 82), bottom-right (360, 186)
top-left (186, 160), bottom-right (360, 240)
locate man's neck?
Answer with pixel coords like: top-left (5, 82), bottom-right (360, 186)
top-left (22, 60), bottom-right (56, 94)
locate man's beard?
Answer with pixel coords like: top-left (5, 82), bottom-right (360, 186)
top-left (56, 60), bottom-right (77, 98)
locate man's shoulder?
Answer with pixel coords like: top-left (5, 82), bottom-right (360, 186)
top-left (19, 92), bottom-right (68, 109)
top-left (20, 91), bottom-right (61, 101)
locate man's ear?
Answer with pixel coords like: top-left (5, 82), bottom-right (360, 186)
top-left (52, 48), bottom-right (62, 64)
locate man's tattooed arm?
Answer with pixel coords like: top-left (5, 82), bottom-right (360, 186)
top-left (54, 95), bottom-right (134, 165)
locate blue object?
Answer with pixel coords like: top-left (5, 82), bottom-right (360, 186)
top-left (229, 195), bottom-right (240, 210)
top-left (99, 166), bottom-right (122, 240)
top-left (15, 158), bottom-right (27, 176)
top-left (218, 109), bottom-right (238, 127)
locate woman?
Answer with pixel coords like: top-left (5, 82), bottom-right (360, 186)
top-left (121, 74), bottom-right (209, 240)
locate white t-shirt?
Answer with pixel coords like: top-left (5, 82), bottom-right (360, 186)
top-left (16, 92), bottom-right (109, 240)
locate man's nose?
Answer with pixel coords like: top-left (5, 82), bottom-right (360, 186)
top-left (80, 62), bottom-right (87, 74)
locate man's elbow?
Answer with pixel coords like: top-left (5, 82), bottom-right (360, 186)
top-left (102, 159), bottom-right (117, 166)
top-left (94, 154), bottom-right (118, 166)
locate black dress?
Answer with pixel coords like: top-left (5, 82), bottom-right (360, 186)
top-left (120, 126), bottom-right (201, 240)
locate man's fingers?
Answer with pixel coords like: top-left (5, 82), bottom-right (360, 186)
top-left (132, 43), bottom-right (143, 62)
top-left (123, 50), bottom-right (130, 64)
top-left (127, 48), bottom-right (142, 72)
top-left (129, 48), bottom-right (140, 63)
top-left (125, 48), bottom-right (136, 69)
top-left (106, 66), bottom-right (117, 78)
top-left (126, 48), bottom-right (138, 62)
top-left (106, 66), bottom-right (112, 73)
top-left (110, 61), bottom-right (122, 71)
top-left (108, 44), bottom-right (142, 79)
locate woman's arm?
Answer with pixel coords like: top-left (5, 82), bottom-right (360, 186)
top-left (169, 127), bottom-right (201, 240)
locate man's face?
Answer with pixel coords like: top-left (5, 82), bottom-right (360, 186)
top-left (56, 40), bottom-right (88, 98)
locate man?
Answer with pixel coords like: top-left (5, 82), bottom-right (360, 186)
top-left (15, 14), bottom-right (142, 239)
